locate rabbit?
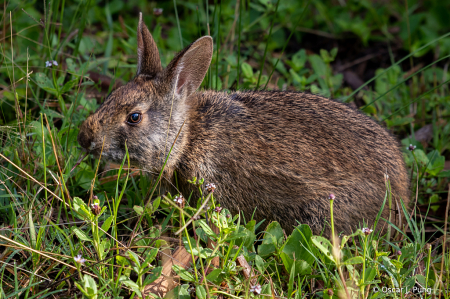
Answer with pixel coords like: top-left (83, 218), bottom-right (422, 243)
top-left (77, 13), bottom-right (410, 236)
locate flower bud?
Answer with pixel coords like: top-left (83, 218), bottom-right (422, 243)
top-left (91, 203), bottom-right (101, 215)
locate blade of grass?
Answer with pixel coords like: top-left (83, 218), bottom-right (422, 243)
top-left (40, 114), bottom-right (48, 203)
top-left (264, 0), bottom-right (312, 90)
top-left (361, 54), bottom-right (450, 110)
top-left (73, 0), bottom-right (92, 57)
top-left (255, 0), bottom-right (279, 90)
top-left (174, 0), bottom-right (183, 48)
top-left (345, 32), bottom-right (450, 102)
top-left (438, 184), bottom-right (449, 299)
top-left (382, 78), bottom-right (450, 121)
top-left (236, 0), bottom-right (242, 90)
top-left (215, 0), bottom-right (222, 90)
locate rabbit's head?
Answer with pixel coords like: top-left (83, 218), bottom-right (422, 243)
top-left (77, 13), bottom-right (213, 170)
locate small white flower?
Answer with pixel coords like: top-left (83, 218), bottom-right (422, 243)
top-left (174, 195), bottom-right (184, 205)
top-left (362, 227), bottom-right (373, 235)
top-left (52, 60), bottom-right (58, 66)
top-left (250, 284), bottom-right (262, 295)
top-left (407, 144), bottom-right (416, 151)
top-left (153, 8), bottom-right (163, 16)
top-left (74, 254), bottom-right (86, 265)
top-left (45, 61), bottom-right (52, 67)
top-left (205, 183), bottom-right (216, 193)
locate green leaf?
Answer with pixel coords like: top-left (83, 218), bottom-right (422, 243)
top-left (330, 47), bottom-right (338, 59)
top-left (343, 256), bottom-right (364, 265)
top-left (282, 224), bottom-right (314, 264)
top-left (84, 275), bottom-right (98, 294)
top-left (197, 220), bottom-right (218, 239)
top-left (291, 49), bottom-right (307, 71)
top-left (309, 54), bottom-right (327, 77)
top-left (430, 194), bottom-right (440, 212)
top-left (72, 227), bottom-right (92, 242)
top-left (66, 58), bottom-right (77, 73)
top-left (100, 216), bottom-right (113, 238)
top-left (152, 196), bottom-right (161, 212)
top-left (241, 62), bottom-right (253, 78)
top-left (254, 255), bottom-right (266, 274)
top-left (127, 250), bottom-right (141, 268)
top-left (380, 256), bottom-right (399, 287)
top-left (116, 256), bottom-right (129, 267)
top-left (258, 221), bottom-right (284, 257)
top-left (413, 149), bottom-right (429, 167)
top-left (99, 239), bottom-right (111, 260)
top-left (143, 266), bottom-right (162, 285)
top-left (60, 79), bottom-right (78, 94)
top-left (28, 210), bottom-right (36, 248)
top-left (196, 285), bottom-right (207, 299)
top-left (142, 248), bottom-right (159, 269)
top-left (234, 226), bottom-right (256, 251)
top-left (73, 197), bottom-right (92, 220)
top-left (390, 259), bottom-right (403, 270)
top-left (404, 276), bottom-right (416, 289)
top-left (427, 150), bottom-right (445, 176)
top-left (172, 264), bottom-right (195, 282)
top-left (364, 267), bottom-right (377, 282)
top-left (206, 268), bottom-right (224, 284)
top-left (266, 221), bottom-right (284, 247)
top-left (312, 236), bottom-right (335, 263)
top-left (438, 170), bottom-right (450, 177)
top-left (42, 109), bottom-right (64, 119)
top-left (288, 260), bottom-right (295, 298)
top-left (416, 274), bottom-right (427, 286)
top-left (279, 224), bottom-right (314, 276)
top-left (133, 206), bottom-right (144, 216)
top-left (119, 277), bottom-right (141, 297)
top-left (35, 73), bottom-right (58, 95)
top-left (186, 245), bottom-right (215, 259)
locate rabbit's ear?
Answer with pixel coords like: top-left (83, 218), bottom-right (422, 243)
top-left (137, 12), bottom-right (162, 76)
top-left (164, 36), bottom-right (213, 97)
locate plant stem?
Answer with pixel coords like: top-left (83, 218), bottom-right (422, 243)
top-left (40, 114), bottom-right (48, 202)
top-left (173, 0), bottom-right (183, 48)
top-left (425, 244), bottom-right (431, 299)
top-left (361, 236), bottom-right (367, 298)
top-left (330, 198), bottom-right (335, 241)
top-left (255, 0), bottom-right (279, 90)
top-left (237, 0), bottom-right (242, 90)
top-left (181, 210), bottom-right (199, 282)
top-left (215, 0), bottom-right (222, 90)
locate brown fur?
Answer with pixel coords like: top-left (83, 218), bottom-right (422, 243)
top-left (77, 14), bottom-right (410, 236)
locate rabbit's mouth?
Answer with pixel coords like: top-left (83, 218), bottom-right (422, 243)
top-left (83, 145), bottom-right (105, 158)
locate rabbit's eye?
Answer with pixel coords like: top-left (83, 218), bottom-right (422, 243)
top-left (126, 113), bottom-right (142, 125)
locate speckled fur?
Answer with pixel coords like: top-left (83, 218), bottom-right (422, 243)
top-left (78, 15), bottom-right (410, 236)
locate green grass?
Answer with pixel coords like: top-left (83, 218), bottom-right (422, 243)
top-left (0, 0), bottom-right (450, 298)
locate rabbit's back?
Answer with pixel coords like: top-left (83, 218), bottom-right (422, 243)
top-left (176, 90), bottom-right (409, 234)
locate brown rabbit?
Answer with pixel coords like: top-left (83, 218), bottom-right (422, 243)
top-left (78, 13), bottom-right (410, 236)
